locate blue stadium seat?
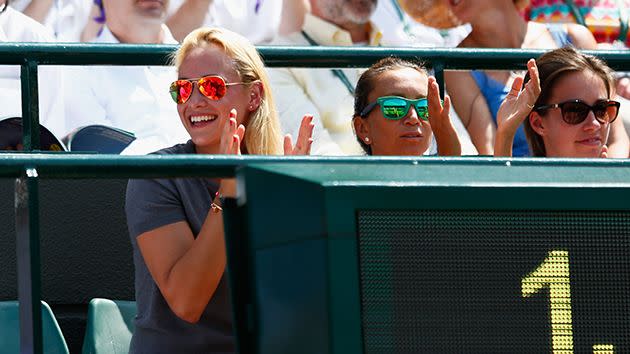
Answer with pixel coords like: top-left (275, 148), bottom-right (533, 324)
top-left (0, 300), bottom-right (69, 354)
top-left (81, 298), bottom-right (136, 354)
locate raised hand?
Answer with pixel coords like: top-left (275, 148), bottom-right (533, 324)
top-left (219, 109), bottom-right (246, 155)
top-left (216, 109), bottom-right (245, 198)
top-left (495, 59), bottom-right (541, 157)
top-left (284, 114), bottom-right (314, 155)
top-left (600, 144), bottom-right (608, 158)
top-left (427, 76), bottom-right (461, 156)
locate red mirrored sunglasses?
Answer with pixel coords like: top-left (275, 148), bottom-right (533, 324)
top-left (169, 75), bottom-right (247, 104)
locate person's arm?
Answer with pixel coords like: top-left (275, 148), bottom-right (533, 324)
top-left (166, 0), bottom-right (212, 42)
top-left (427, 77), bottom-right (460, 156)
top-left (38, 66), bottom-right (66, 138)
top-left (566, 23), bottom-right (598, 49)
top-left (445, 70), bottom-right (496, 154)
top-left (136, 181), bottom-right (233, 323)
top-left (62, 67), bottom-right (110, 136)
top-left (279, 0), bottom-right (309, 36)
top-left (135, 111), bottom-right (244, 323)
top-left (21, 0), bottom-right (54, 24)
top-left (495, 59), bottom-right (541, 157)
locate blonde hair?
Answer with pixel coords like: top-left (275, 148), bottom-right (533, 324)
top-left (170, 27), bottom-right (283, 155)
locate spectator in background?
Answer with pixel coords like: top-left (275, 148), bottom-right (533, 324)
top-left (525, 0), bottom-right (630, 140)
top-left (408, 0), bottom-right (629, 157)
top-left (375, 0), bottom-right (470, 47)
top-left (268, 0), bottom-right (382, 155)
top-left (10, 0), bottom-right (93, 41)
top-left (527, 0), bottom-right (630, 48)
top-left (166, 0), bottom-right (309, 43)
top-left (62, 0), bottom-right (189, 154)
top-left (0, 0), bottom-right (65, 137)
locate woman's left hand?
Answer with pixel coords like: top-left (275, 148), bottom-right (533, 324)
top-left (427, 76), bottom-right (461, 156)
top-left (219, 109), bottom-right (246, 155)
top-left (284, 114), bottom-right (314, 155)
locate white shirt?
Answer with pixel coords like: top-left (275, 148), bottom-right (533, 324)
top-left (0, 6), bottom-right (66, 137)
top-left (373, 0), bottom-right (471, 48)
top-left (268, 14), bottom-right (382, 155)
top-left (11, 0), bottom-right (93, 42)
top-left (269, 13), bottom-right (477, 156)
top-left (62, 25), bottom-right (189, 155)
top-left (373, 0), bottom-right (477, 155)
top-left (168, 0), bottom-right (283, 44)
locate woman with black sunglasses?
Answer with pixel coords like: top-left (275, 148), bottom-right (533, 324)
top-left (495, 46), bottom-right (620, 158)
top-left (352, 56), bottom-right (462, 156)
top-left (125, 27), bottom-right (313, 354)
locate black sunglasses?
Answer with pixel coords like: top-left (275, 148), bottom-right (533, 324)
top-left (535, 99), bottom-right (620, 125)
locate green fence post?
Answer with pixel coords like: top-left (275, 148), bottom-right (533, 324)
top-left (433, 61), bottom-right (445, 99)
top-left (21, 60), bottom-right (40, 151)
top-left (15, 167), bottom-right (43, 354)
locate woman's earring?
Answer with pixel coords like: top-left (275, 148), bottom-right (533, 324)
top-left (365, 137), bottom-right (370, 143)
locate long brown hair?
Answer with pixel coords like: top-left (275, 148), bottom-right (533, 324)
top-left (522, 47), bottom-right (615, 157)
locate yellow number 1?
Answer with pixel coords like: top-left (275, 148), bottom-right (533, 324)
top-left (522, 250), bottom-right (574, 354)
top-left (521, 250), bottom-right (615, 354)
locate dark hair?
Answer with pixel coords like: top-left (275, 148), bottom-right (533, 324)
top-left (353, 56), bottom-right (428, 155)
top-left (523, 46), bottom-right (616, 157)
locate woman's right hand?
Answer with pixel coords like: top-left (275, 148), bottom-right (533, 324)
top-left (495, 59), bottom-right (541, 157)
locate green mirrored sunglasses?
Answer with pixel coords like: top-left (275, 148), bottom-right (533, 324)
top-left (360, 96), bottom-right (429, 120)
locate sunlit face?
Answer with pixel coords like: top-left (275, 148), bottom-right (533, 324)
top-left (176, 45), bottom-right (252, 154)
top-left (313, 0), bottom-right (377, 25)
top-left (533, 70), bottom-right (611, 158)
top-left (103, 0), bottom-right (169, 25)
top-left (356, 67), bottom-right (432, 156)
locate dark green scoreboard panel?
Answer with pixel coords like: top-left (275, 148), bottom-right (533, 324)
top-left (358, 210), bottom-right (629, 354)
top-left (232, 159), bottom-right (630, 354)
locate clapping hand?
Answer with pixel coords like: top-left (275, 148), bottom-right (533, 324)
top-left (284, 114), bottom-right (314, 155)
top-left (427, 76), bottom-right (461, 156)
top-left (219, 109), bottom-right (246, 155)
top-left (495, 59), bottom-right (541, 157)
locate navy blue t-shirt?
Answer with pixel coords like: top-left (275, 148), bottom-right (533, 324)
top-left (125, 140), bottom-right (234, 354)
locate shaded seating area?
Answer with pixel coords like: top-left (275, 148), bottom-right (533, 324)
top-left (0, 301), bottom-right (69, 354)
top-left (81, 298), bottom-right (136, 354)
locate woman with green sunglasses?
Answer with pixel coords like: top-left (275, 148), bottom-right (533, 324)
top-left (353, 57), bottom-right (461, 156)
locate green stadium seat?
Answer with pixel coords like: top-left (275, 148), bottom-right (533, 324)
top-left (0, 300), bottom-right (69, 354)
top-left (81, 298), bottom-right (136, 354)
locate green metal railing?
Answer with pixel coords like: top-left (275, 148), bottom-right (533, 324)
top-left (4, 43), bottom-right (630, 151)
top-left (3, 43), bottom-right (630, 354)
